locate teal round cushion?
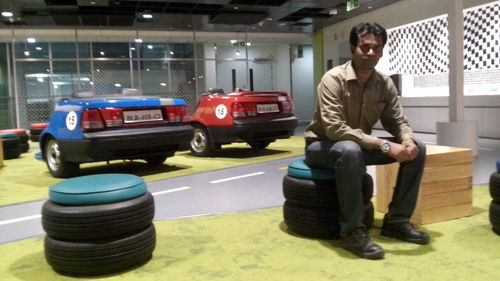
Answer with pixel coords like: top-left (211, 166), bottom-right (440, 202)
top-left (49, 174), bottom-right (147, 205)
top-left (0, 132), bottom-right (19, 140)
top-left (287, 158), bottom-right (335, 180)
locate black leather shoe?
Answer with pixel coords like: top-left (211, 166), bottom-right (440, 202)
top-left (341, 228), bottom-right (385, 260)
top-left (381, 222), bottom-right (430, 245)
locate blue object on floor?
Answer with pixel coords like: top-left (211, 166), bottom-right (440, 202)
top-left (49, 174), bottom-right (147, 205)
top-left (287, 158), bottom-right (335, 180)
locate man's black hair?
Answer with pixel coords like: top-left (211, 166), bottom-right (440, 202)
top-left (349, 22), bottom-right (387, 47)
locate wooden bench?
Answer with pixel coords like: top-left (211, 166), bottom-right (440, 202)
top-left (376, 144), bottom-right (473, 225)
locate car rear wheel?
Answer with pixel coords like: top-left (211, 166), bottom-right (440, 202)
top-left (248, 141), bottom-right (271, 150)
top-left (145, 155), bottom-right (168, 166)
top-left (45, 138), bottom-right (79, 178)
top-left (190, 125), bottom-right (214, 157)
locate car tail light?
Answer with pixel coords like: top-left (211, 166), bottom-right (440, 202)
top-left (165, 105), bottom-right (190, 123)
top-left (232, 102), bottom-right (258, 118)
top-left (81, 109), bottom-right (105, 130)
top-left (100, 108), bottom-right (123, 127)
top-left (278, 96), bottom-right (294, 115)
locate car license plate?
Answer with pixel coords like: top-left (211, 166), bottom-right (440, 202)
top-left (257, 103), bottom-right (279, 113)
top-left (123, 109), bottom-right (163, 123)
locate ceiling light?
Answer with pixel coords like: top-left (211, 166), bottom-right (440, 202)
top-left (114, 83), bottom-right (122, 87)
top-left (329, 8), bottom-right (338, 15)
top-left (160, 83), bottom-right (167, 86)
top-left (99, 51), bottom-right (105, 56)
top-left (130, 47), bottom-right (136, 50)
top-left (147, 45), bottom-right (153, 49)
top-left (368, 6), bottom-right (373, 9)
top-left (233, 6), bottom-right (239, 10)
top-left (27, 37), bottom-right (36, 43)
top-left (90, 1), bottom-right (96, 4)
top-left (142, 14), bottom-right (153, 19)
top-left (230, 40), bottom-right (237, 44)
top-left (246, 42), bottom-right (251, 46)
top-left (134, 38), bottom-right (143, 43)
top-left (35, 47), bottom-right (42, 51)
top-left (235, 50), bottom-right (240, 56)
top-left (24, 50), bottom-right (30, 56)
top-left (1, 11), bottom-right (13, 17)
top-left (169, 50), bottom-right (174, 55)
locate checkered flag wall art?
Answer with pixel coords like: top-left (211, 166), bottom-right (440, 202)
top-left (464, 2), bottom-right (500, 71)
top-left (387, 16), bottom-right (449, 75)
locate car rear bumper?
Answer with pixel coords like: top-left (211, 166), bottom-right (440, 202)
top-left (207, 116), bottom-right (298, 143)
top-left (57, 125), bottom-right (194, 163)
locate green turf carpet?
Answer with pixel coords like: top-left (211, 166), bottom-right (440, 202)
top-left (1, 185), bottom-right (498, 281)
top-left (0, 137), bottom-right (305, 206)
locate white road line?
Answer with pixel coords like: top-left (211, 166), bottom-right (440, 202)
top-left (0, 214), bottom-right (41, 226)
top-left (152, 186), bottom-right (191, 196)
top-left (210, 172), bottom-right (265, 184)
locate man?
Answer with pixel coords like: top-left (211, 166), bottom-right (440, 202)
top-left (304, 22), bottom-right (429, 260)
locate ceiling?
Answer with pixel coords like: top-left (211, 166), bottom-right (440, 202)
top-left (0, 0), bottom-right (402, 33)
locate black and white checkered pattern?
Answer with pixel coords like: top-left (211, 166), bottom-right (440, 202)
top-left (387, 16), bottom-right (448, 75)
top-left (464, 2), bottom-right (500, 70)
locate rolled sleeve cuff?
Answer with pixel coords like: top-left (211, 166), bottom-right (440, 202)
top-left (362, 134), bottom-right (379, 150)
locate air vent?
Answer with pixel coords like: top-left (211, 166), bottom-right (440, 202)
top-left (210, 11), bottom-right (268, 25)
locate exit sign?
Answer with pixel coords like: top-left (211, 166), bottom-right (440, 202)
top-left (347, 0), bottom-right (360, 11)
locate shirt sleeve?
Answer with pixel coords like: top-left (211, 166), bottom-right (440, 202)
top-left (379, 78), bottom-right (414, 142)
top-left (318, 73), bottom-right (379, 149)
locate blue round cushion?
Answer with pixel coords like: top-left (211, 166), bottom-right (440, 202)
top-left (0, 132), bottom-right (19, 140)
top-left (49, 174), bottom-right (147, 205)
top-left (287, 158), bottom-right (335, 180)
top-left (497, 160), bottom-right (500, 173)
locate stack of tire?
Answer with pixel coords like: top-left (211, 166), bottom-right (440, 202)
top-left (489, 160), bottom-right (500, 235)
top-left (42, 174), bottom-right (156, 276)
top-left (283, 158), bottom-right (374, 239)
top-left (29, 123), bottom-right (48, 142)
top-left (0, 129), bottom-right (29, 153)
top-left (0, 132), bottom-right (21, 160)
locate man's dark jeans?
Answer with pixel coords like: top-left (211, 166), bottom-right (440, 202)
top-left (304, 138), bottom-right (426, 238)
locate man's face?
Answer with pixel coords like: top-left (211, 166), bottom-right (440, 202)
top-left (350, 32), bottom-right (384, 72)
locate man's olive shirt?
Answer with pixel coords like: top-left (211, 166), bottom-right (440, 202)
top-left (304, 60), bottom-right (414, 149)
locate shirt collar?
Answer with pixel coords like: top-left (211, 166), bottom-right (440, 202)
top-left (346, 60), bottom-right (381, 85)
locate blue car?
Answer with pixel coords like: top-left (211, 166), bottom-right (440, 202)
top-left (39, 88), bottom-right (194, 178)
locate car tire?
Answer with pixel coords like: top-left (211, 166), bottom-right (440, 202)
top-left (190, 124), bottom-right (214, 157)
top-left (248, 141), bottom-right (271, 150)
top-left (490, 172), bottom-right (500, 203)
top-left (42, 192), bottom-right (154, 241)
top-left (283, 201), bottom-right (374, 239)
top-left (490, 201), bottom-right (500, 235)
top-left (282, 174), bottom-right (373, 208)
top-left (44, 137), bottom-right (79, 178)
top-left (145, 154), bottom-right (169, 166)
top-left (3, 147), bottom-right (22, 159)
top-left (45, 224), bottom-right (156, 276)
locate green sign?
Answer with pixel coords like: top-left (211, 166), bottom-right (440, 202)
top-left (347, 0), bottom-right (359, 12)
top-left (232, 41), bottom-right (246, 47)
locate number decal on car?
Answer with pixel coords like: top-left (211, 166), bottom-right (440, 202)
top-left (215, 104), bottom-right (227, 119)
top-left (66, 111), bottom-right (78, 131)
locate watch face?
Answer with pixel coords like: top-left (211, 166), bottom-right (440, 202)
top-left (382, 142), bottom-right (390, 153)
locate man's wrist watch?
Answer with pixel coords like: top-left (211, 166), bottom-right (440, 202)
top-left (380, 140), bottom-right (391, 154)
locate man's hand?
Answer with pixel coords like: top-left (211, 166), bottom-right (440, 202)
top-left (387, 142), bottom-right (411, 162)
top-left (402, 139), bottom-right (419, 161)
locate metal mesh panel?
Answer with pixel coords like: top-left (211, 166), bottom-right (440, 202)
top-left (0, 96), bottom-right (13, 129)
top-left (140, 60), bottom-right (197, 112)
top-left (93, 60), bottom-right (131, 95)
top-left (15, 61), bottom-right (52, 128)
top-left (52, 61), bottom-right (78, 100)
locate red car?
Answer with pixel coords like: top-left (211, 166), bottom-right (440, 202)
top-left (190, 88), bottom-right (298, 156)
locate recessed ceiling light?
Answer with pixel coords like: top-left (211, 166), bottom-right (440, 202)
top-left (24, 50), bottom-right (30, 56)
top-left (1, 11), bottom-right (13, 17)
top-left (35, 47), bottom-right (42, 51)
top-left (147, 45), bottom-right (153, 49)
top-left (27, 37), bottom-right (36, 43)
top-left (134, 38), bottom-right (143, 43)
top-left (142, 14), bottom-right (153, 19)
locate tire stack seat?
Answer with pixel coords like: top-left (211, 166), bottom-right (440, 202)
top-left (29, 123), bottom-right (48, 142)
top-left (0, 132), bottom-right (21, 159)
top-left (42, 174), bottom-right (156, 276)
top-left (0, 129), bottom-right (29, 153)
top-left (489, 160), bottom-right (500, 235)
top-left (283, 158), bottom-right (374, 239)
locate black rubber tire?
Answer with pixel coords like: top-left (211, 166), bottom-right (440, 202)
top-left (20, 142), bottom-right (29, 153)
top-left (29, 129), bottom-right (43, 142)
top-left (489, 201), bottom-right (500, 233)
top-left (248, 141), bottom-right (271, 150)
top-left (282, 174), bottom-right (373, 208)
top-left (44, 137), bottom-right (79, 178)
top-left (2, 137), bottom-right (20, 149)
top-left (283, 201), bottom-right (374, 239)
top-left (42, 192), bottom-right (155, 242)
top-left (190, 124), bottom-right (215, 157)
top-left (3, 147), bottom-right (22, 159)
top-left (45, 223), bottom-right (156, 276)
top-left (490, 172), bottom-right (500, 203)
top-left (145, 154), bottom-right (169, 165)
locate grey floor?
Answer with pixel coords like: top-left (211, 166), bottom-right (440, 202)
top-left (0, 126), bottom-right (499, 244)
